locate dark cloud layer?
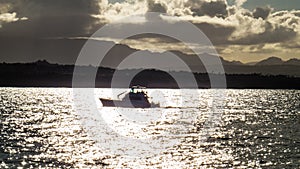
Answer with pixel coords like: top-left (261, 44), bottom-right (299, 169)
top-left (1, 0), bottom-right (99, 17)
top-left (0, 15), bottom-right (99, 38)
top-left (231, 24), bottom-right (297, 45)
top-left (0, 0), bottom-right (104, 63)
top-left (253, 6), bottom-right (272, 19)
top-left (147, 0), bottom-right (167, 13)
top-left (0, 0), bottom-right (101, 37)
top-left (187, 0), bottom-right (228, 18)
top-left (194, 22), bottom-right (235, 45)
top-left (0, 0), bottom-right (299, 63)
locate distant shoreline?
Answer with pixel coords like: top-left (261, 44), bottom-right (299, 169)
top-left (1, 75), bottom-right (299, 89)
top-left (1, 86), bottom-right (299, 90)
top-left (0, 61), bottom-right (299, 89)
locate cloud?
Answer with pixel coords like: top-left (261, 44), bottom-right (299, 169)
top-left (0, 0), bottom-right (299, 63)
top-left (0, 2), bottom-right (12, 13)
top-left (269, 10), bottom-right (300, 32)
top-left (0, 12), bottom-right (21, 22)
top-left (95, 0), bottom-right (147, 22)
top-left (187, 0), bottom-right (228, 18)
top-left (231, 23), bottom-right (297, 45)
top-left (96, 0), bottom-right (231, 21)
top-left (0, 0), bottom-right (103, 64)
top-left (147, 0), bottom-right (167, 13)
top-left (253, 6), bottom-right (272, 19)
top-left (3, 0), bottom-right (100, 17)
top-left (0, 12), bottom-right (27, 28)
top-left (0, 0), bottom-right (102, 37)
top-left (92, 0), bottom-right (300, 50)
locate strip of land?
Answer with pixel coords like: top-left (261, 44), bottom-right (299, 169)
top-left (0, 61), bottom-right (299, 89)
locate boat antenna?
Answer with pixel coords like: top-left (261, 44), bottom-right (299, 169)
top-left (117, 90), bottom-right (129, 99)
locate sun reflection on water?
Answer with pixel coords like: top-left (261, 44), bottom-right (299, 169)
top-left (0, 88), bottom-right (299, 168)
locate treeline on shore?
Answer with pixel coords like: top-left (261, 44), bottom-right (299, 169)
top-left (0, 61), bottom-right (299, 89)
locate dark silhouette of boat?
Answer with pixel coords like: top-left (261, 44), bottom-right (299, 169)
top-left (100, 86), bottom-right (159, 108)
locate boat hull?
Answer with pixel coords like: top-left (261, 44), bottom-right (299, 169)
top-left (100, 98), bottom-right (152, 108)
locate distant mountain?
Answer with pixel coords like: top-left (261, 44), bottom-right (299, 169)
top-left (256, 57), bottom-right (284, 66)
top-left (246, 61), bottom-right (258, 65)
top-left (255, 57), bottom-right (300, 66)
top-left (285, 58), bottom-right (300, 65)
top-left (0, 41), bottom-right (299, 77)
top-left (220, 57), bottom-right (244, 66)
top-left (102, 43), bottom-right (299, 68)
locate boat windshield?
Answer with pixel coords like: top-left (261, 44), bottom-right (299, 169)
top-left (130, 85), bottom-right (146, 93)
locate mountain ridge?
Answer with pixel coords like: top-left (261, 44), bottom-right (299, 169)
top-left (3, 55), bottom-right (300, 68)
top-left (250, 56), bottom-right (300, 66)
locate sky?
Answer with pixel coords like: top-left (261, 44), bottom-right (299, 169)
top-left (0, 0), bottom-right (299, 64)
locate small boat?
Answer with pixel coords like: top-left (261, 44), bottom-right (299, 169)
top-left (100, 86), bottom-right (159, 108)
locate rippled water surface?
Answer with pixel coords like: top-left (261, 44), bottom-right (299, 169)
top-left (0, 88), bottom-right (299, 168)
